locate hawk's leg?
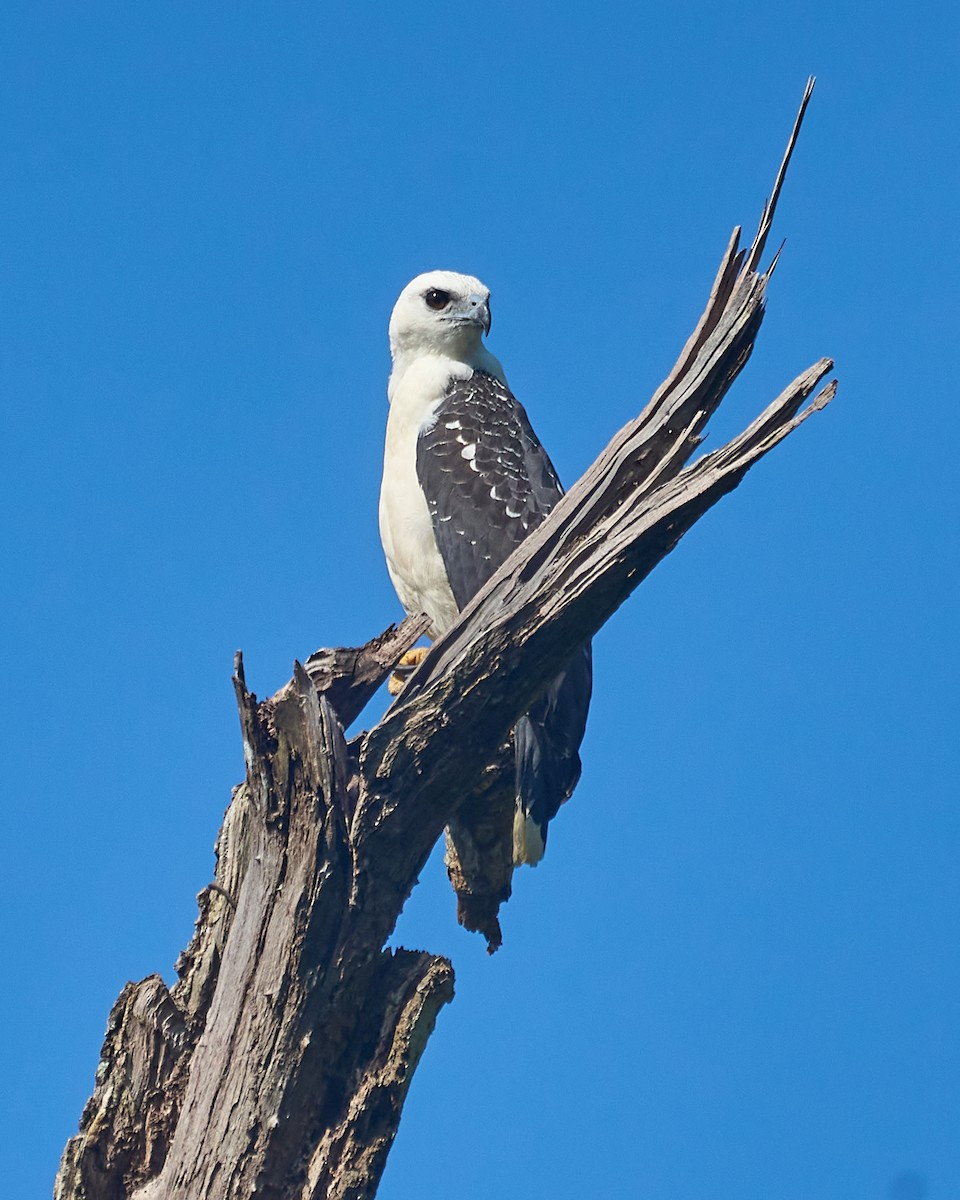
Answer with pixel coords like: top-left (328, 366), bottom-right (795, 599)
top-left (387, 646), bottom-right (430, 695)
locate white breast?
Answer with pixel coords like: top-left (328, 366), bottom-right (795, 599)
top-left (379, 356), bottom-right (469, 639)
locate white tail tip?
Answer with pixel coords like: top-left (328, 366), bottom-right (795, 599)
top-left (513, 807), bottom-right (545, 866)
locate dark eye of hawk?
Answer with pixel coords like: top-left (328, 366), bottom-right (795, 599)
top-left (424, 288), bottom-right (453, 311)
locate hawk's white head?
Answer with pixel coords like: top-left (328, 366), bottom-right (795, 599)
top-left (389, 270), bottom-right (492, 363)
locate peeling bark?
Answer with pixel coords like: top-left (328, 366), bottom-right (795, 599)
top-left (55, 81), bottom-right (831, 1200)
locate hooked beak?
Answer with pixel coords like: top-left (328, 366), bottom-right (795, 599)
top-left (447, 293), bottom-right (491, 336)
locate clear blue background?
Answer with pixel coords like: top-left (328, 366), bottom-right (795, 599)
top-left (2, 4), bottom-right (956, 1198)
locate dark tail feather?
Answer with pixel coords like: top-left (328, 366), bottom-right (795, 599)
top-left (513, 643), bottom-right (593, 864)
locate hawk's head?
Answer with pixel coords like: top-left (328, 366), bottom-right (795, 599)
top-left (389, 270), bottom-right (492, 361)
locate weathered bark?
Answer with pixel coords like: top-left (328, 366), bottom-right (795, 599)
top-left (56, 81), bottom-right (831, 1200)
top-left (443, 740), bottom-right (516, 950)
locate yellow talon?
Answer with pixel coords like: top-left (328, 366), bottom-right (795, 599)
top-left (387, 647), bottom-right (430, 695)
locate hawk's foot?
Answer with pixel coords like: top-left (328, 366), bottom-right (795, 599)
top-left (387, 646), bottom-right (430, 695)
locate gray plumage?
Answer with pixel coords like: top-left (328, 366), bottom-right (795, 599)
top-left (379, 269), bottom-right (591, 864)
top-left (416, 371), bottom-right (592, 859)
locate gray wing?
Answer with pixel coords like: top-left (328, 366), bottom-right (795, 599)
top-left (514, 643), bottom-right (592, 857)
top-left (417, 369), bottom-right (592, 862)
top-left (416, 370), bottom-right (562, 607)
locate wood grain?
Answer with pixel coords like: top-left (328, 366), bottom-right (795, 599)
top-left (55, 84), bottom-right (831, 1199)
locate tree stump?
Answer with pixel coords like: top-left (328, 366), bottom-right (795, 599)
top-left (55, 80), bottom-right (832, 1200)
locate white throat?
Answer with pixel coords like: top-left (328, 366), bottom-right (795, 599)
top-left (388, 342), bottom-right (506, 406)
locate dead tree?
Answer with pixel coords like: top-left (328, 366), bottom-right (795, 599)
top-left (55, 81), bottom-right (833, 1200)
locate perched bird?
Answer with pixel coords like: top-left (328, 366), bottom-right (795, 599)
top-left (379, 270), bottom-right (591, 865)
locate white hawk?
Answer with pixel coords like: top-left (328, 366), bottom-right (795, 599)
top-left (379, 270), bottom-right (592, 865)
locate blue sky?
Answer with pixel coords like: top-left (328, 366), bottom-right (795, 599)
top-left (1, 4), bottom-right (957, 1198)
